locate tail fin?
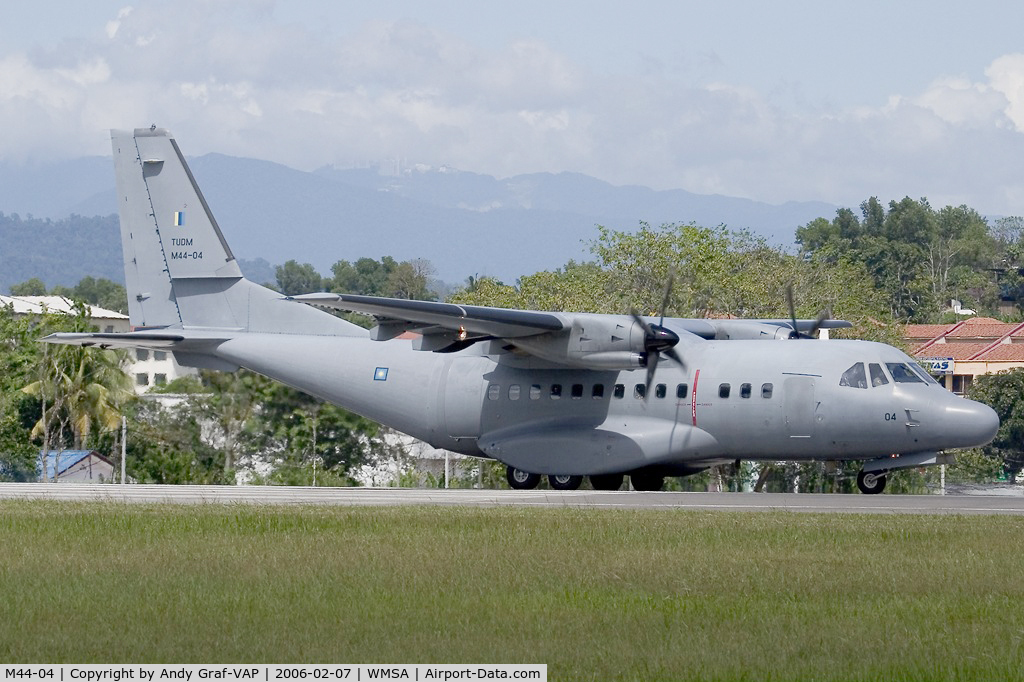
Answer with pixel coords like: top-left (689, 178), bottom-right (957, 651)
top-left (112, 128), bottom-right (358, 335)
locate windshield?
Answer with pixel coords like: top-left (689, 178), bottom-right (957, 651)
top-left (886, 362), bottom-right (925, 384)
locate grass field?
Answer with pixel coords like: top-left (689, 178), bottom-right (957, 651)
top-left (1, 502), bottom-right (1023, 681)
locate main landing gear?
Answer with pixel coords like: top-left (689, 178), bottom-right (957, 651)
top-left (856, 470), bottom-right (887, 495)
top-left (506, 467), bottom-right (584, 490)
top-left (505, 466), bottom-right (666, 491)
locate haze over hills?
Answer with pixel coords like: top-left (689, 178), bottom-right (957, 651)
top-left (0, 153), bottom-right (839, 291)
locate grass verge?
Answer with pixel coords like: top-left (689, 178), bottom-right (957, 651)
top-left (1, 501), bottom-right (1022, 681)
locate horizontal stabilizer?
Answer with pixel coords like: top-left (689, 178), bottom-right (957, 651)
top-left (42, 330), bottom-right (231, 351)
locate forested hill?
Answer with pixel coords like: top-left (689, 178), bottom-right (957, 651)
top-left (0, 153), bottom-right (838, 287)
top-left (1, 213), bottom-right (121, 293)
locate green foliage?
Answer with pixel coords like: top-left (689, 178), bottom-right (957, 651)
top-left (275, 260), bottom-right (324, 296)
top-left (329, 256), bottom-right (437, 301)
top-left (450, 221), bottom-right (898, 343)
top-left (797, 197), bottom-right (998, 322)
top-left (967, 368), bottom-right (1024, 482)
top-left (9, 277), bottom-right (47, 296)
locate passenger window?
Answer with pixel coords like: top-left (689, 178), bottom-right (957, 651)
top-left (761, 383), bottom-right (773, 398)
top-left (592, 384), bottom-right (605, 399)
top-left (551, 384), bottom-right (563, 399)
top-left (508, 384), bottom-right (521, 400)
top-left (571, 383), bottom-right (584, 399)
top-left (719, 383), bottom-right (730, 398)
top-left (530, 384), bottom-right (541, 400)
top-left (840, 363), bottom-right (868, 389)
top-left (487, 384), bottom-right (500, 400)
top-left (655, 383), bottom-right (667, 399)
top-left (740, 383), bottom-right (751, 399)
top-left (613, 384), bottom-right (625, 399)
top-left (868, 364), bottom-right (889, 387)
top-left (634, 384), bottom-right (646, 399)
top-left (886, 363), bottom-right (924, 384)
top-left (677, 383), bottom-right (688, 399)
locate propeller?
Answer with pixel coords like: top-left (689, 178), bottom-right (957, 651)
top-left (785, 284), bottom-right (830, 340)
top-left (630, 270), bottom-right (685, 399)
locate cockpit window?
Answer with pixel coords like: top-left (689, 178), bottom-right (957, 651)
top-left (910, 363), bottom-right (939, 385)
top-left (868, 363), bottom-right (889, 387)
top-left (839, 363), bottom-right (867, 389)
top-left (886, 362), bottom-right (925, 384)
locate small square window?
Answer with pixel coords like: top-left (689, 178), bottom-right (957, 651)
top-left (592, 384), bottom-right (605, 399)
top-left (136, 349), bottom-right (149, 361)
top-left (488, 384), bottom-right (501, 400)
top-left (571, 383), bottom-right (584, 399)
top-left (135, 373), bottom-right (149, 386)
top-left (154, 373), bottom-right (167, 385)
top-left (613, 384), bottom-right (625, 399)
top-left (550, 384), bottom-right (562, 400)
top-left (508, 384), bottom-right (521, 400)
top-left (761, 383), bottom-right (774, 399)
top-left (655, 383), bottom-right (667, 399)
top-left (676, 383), bottom-right (688, 399)
top-left (719, 383), bottom-right (730, 398)
top-left (154, 351), bottom-right (167, 361)
top-left (634, 384), bottom-right (646, 399)
top-left (740, 383), bottom-right (751, 399)
top-left (530, 384), bottom-right (542, 400)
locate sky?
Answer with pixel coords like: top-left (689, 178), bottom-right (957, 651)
top-left (4, 0), bottom-right (1024, 215)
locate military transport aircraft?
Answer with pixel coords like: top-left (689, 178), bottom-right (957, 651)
top-left (45, 128), bottom-right (1000, 494)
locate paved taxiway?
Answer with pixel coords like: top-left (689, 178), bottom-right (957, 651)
top-left (2, 483), bottom-right (1024, 514)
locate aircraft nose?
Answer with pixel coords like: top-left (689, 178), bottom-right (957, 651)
top-left (942, 399), bottom-right (1000, 448)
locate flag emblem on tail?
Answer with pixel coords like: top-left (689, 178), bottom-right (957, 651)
top-left (173, 211), bottom-right (185, 226)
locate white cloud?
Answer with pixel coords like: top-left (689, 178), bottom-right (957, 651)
top-left (3, 1), bottom-right (1024, 216)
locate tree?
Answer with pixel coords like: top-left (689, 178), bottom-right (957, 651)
top-left (9, 278), bottom-right (47, 296)
top-left (797, 197), bottom-right (999, 322)
top-left (275, 260), bottom-right (324, 296)
top-left (967, 369), bottom-right (1024, 483)
top-left (20, 303), bottom-right (134, 474)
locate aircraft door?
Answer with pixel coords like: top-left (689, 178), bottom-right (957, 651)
top-left (442, 357), bottom-right (487, 439)
top-left (784, 376), bottom-right (816, 438)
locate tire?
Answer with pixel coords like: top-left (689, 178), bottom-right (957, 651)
top-left (590, 473), bottom-right (625, 491)
top-left (549, 474), bottom-right (583, 490)
top-left (506, 466), bottom-right (541, 490)
top-left (857, 470), bottom-right (887, 494)
top-left (630, 473), bottom-right (665, 491)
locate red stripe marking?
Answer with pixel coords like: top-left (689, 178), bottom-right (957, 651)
top-left (691, 368), bottom-right (700, 426)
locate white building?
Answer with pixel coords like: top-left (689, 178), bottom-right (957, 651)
top-left (0, 294), bottom-right (196, 393)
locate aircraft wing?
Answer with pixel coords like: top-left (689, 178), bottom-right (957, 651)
top-left (290, 293), bottom-right (566, 340)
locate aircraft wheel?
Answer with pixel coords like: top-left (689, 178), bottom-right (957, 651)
top-left (857, 470), bottom-right (887, 495)
top-left (630, 473), bottom-right (665, 491)
top-left (549, 474), bottom-right (583, 490)
top-left (506, 466), bottom-right (541, 490)
top-left (590, 473), bottom-right (624, 491)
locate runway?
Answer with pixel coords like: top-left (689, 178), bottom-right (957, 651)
top-left (2, 482), bottom-right (1024, 514)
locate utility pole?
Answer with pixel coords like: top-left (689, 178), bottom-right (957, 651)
top-left (121, 416), bottom-right (126, 484)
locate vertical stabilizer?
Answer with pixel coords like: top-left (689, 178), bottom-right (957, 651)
top-left (111, 128), bottom-right (360, 336)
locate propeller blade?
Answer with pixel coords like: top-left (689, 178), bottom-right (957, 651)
top-left (786, 283), bottom-right (799, 338)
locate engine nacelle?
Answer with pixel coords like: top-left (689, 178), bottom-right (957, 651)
top-left (511, 314), bottom-right (650, 369)
top-left (708, 320), bottom-right (795, 340)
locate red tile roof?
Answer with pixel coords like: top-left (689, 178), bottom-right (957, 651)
top-left (972, 344), bottom-right (1024, 362)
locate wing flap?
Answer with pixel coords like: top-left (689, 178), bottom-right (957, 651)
top-left (291, 293), bottom-right (566, 339)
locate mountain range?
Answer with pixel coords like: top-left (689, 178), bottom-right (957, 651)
top-left (0, 153), bottom-right (839, 290)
